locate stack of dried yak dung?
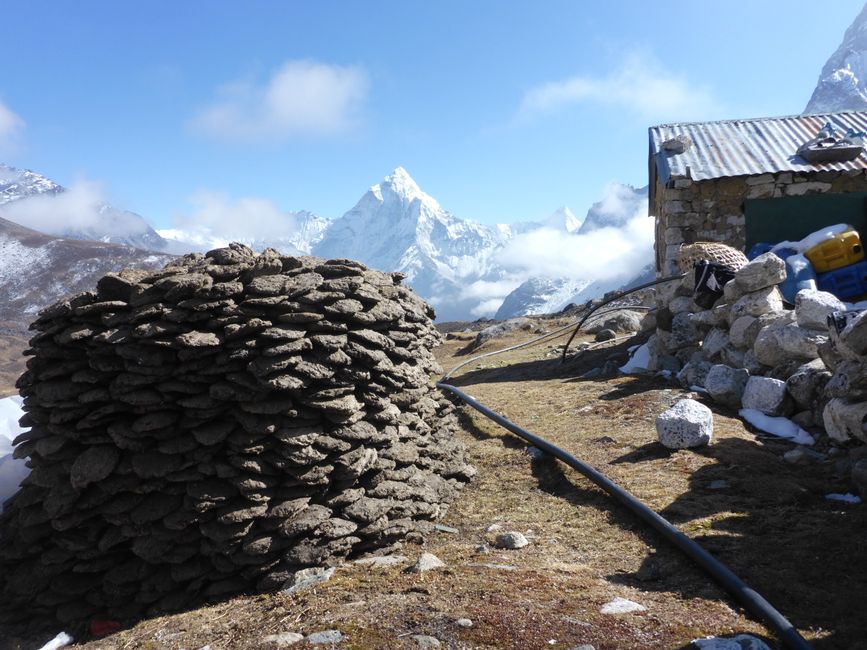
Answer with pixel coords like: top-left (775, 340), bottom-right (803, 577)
top-left (0, 243), bottom-right (474, 623)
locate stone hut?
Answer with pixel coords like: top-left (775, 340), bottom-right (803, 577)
top-left (650, 110), bottom-right (867, 276)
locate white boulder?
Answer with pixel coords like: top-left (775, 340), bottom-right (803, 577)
top-left (734, 252), bottom-right (787, 292)
top-left (795, 289), bottom-right (845, 331)
top-left (741, 376), bottom-right (793, 417)
top-left (656, 399), bottom-right (714, 449)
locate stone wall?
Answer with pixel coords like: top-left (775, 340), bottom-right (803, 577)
top-left (653, 169), bottom-right (867, 276)
top-left (649, 251), bottom-right (867, 496)
top-left (0, 244), bottom-right (474, 624)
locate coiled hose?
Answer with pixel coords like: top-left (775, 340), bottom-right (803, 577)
top-left (436, 273), bottom-right (812, 649)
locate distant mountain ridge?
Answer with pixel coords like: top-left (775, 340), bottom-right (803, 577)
top-left (0, 163), bottom-right (175, 252)
top-left (805, 4), bottom-right (867, 113)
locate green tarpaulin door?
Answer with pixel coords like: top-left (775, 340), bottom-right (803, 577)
top-left (745, 192), bottom-right (867, 250)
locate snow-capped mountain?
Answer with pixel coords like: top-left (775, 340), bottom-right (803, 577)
top-left (805, 4), bottom-right (867, 113)
top-left (0, 163), bottom-right (173, 252)
top-left (314, 167), bottom-right (511, 321)
top-left (578, 183), bottom-right (648, 234)
top-left (494, 277), bottom-right (591, 320)
top-left (544, 206), bottom-right (583, 232)
top-left (159, 210), bottom-right (330, 256)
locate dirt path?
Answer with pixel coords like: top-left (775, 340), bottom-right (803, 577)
top-left (5, 324), bottom-right (865, 649)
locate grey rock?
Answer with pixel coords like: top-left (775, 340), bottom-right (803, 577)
top-left (670, 312), bottom-right (701, 348)
top-left (734, 252), bottom-right (786, 292)
top-left (691, 634), bottom-right (771, 650)
top-left (741, 376), bottom-right (793, 417)
top-left (655, 399), bottom-right (713, 449)
top-left (408, 552), bottom-right (445, 573)
top-left (704, 364), bottom-right (749, 408)
top-left (729, 315), bottom-right (758, 349)
top-left (701, 327), bottom-right (730, 360)
top-left (729, 286), bottom-right (784, 321)
top-left (261, 632), bottom-right (305, 648)
top-left (307, 630), bottom-right (344, 645)
top-left (354, 555), bottom-right (409, 568)
top-left (281, 567), bottom-right (336, 595)
top-left (754, 323), bottom-right (826, 367)
top-left (412, 636), bottom-right (442, 649)
top-left (839, 310), bottom-right (867, 356)
top-left (852, 459), bottom-right (867, 501)
top-left (456, 618), bottom-right (473, 628)
top-left (795, 289), bottom-right (846, 330)
top-left (823, 398), bottom-right (867, 443)
top-left (494, 531), bottom-right (529, 549)
top-left (785, 360), bottom-right (831, 410)
top-left (676, 360), bottom-right (713, 389)
top-left (594, 328), bottom-right (616, 342)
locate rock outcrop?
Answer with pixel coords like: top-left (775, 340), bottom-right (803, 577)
top-left (0, 243), bottom-right (474, 624)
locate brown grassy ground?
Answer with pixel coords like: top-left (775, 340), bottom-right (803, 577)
top-left (3, 321), bottom-right (865, 649)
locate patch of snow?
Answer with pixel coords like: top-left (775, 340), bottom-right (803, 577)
top-left (619, 342), bottom-right (650, 374)
top-left (738, 409), bottom-right (815, 446)
top-left (825, 492), bottom-right (862, 504)
top-left (0, 396), bottom-right (29, 512)
top-left (36, 631), bottom-right (74, 650)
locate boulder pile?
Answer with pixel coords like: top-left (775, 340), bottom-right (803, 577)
top-left (0, 244), bottom-right (474, 624)
top-left (652, 250), bottom-right (867, 446)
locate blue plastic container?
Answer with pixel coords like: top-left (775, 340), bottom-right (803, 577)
top-left (747, 242), bottom-right (773, 260)
top-left (778, 249), bottom-right (818, 304)
top-left (816, 260), bottom-right (867, 301)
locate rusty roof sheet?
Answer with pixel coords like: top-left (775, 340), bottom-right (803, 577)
top-left (650, 111), bottom-right (867, 185)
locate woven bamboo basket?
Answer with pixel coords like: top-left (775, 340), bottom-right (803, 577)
top-left (675, 242), bottom-right (749, 273)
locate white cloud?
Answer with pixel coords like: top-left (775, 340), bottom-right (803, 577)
top-left (190, 59), bottom-right (369, 142)
top-left (459, 278), bottom-right (524, 317)
top-left (518, 53), bottom-right (718, 122)
top-left (162, 190), bottom-right (321, 253)
top-left (0, 100), bottom-right (25, 153)
top-left (497, 184), bottom-right (653, 283)
top-left (0, 178), bottom-right (150, 238)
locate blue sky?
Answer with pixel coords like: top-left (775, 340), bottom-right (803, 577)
top-left (1, 1), bottom-right (863, 230)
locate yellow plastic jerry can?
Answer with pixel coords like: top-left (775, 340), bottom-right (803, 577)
top-left (804, 229), bottom-right (865, 273)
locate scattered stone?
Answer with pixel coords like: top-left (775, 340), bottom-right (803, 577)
top-left (729, 286), bottom-right (783, 321)
top-left (475, 544), bottom-right (490, 554)
top-left (594, 329), bottom-right (616, 342)
top-left (261, 632), bottom-right (305, 648)
top-left (281, 567), bottom-right (336, 595)
top-left (456, 618), bottom-right (473, 628)
top-left (408, 552), bottom-right (445, 573)
top-left (464, 318), bottom-right (532, 352)
top-left (306, 630), bottom-right (344, 645)
top-left (434, 524), bottom-right (459, 534)
top-left (656, 399), bottom-right (713, 449)
top-left (486, 523), bottom-right (502, 533)
top-left (470, 563), bottom-right (517, 571)
top-left (692, 635), bottom-right (771, 650)
top-left (354, 555), bottom-right (409, 569)
top-left (412, 635), bottom-right (442, 649)
top-left (599, 597), bottom-right (647, 614)
top-left (494, 531), bottom-right (529, 549)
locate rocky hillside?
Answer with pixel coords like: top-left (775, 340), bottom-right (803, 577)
top-left (0, 216), bottom-right (173, 335)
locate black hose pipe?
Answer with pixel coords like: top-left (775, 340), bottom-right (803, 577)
top-left (437, 382), bottom-right (811, 650)
top-left (560, 273), bottom-right (686, 363)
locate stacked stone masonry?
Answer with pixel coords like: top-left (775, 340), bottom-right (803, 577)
top-left (0, 243), bottom-right (475, 624)
top-left (653, 169), bottom-right (867, 276)
top-left (652, 250), bottom-right (867, 461)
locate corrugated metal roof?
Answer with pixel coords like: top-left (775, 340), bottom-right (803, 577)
top-left (649, 111), bottom-right (867, 185)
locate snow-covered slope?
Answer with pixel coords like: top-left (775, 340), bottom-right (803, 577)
top-left (0, 396), bottom-right (28, 512)
top-left (494, 277), bottom-right (591, 319)
top-left (0, 163), bottom-right (172, 252)
top-left (805, 4), bottom-right (867, 113)
top-left (314, 168), bottom-right (511, 321)
top-left (0, 216), bottom-right (173, 335)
